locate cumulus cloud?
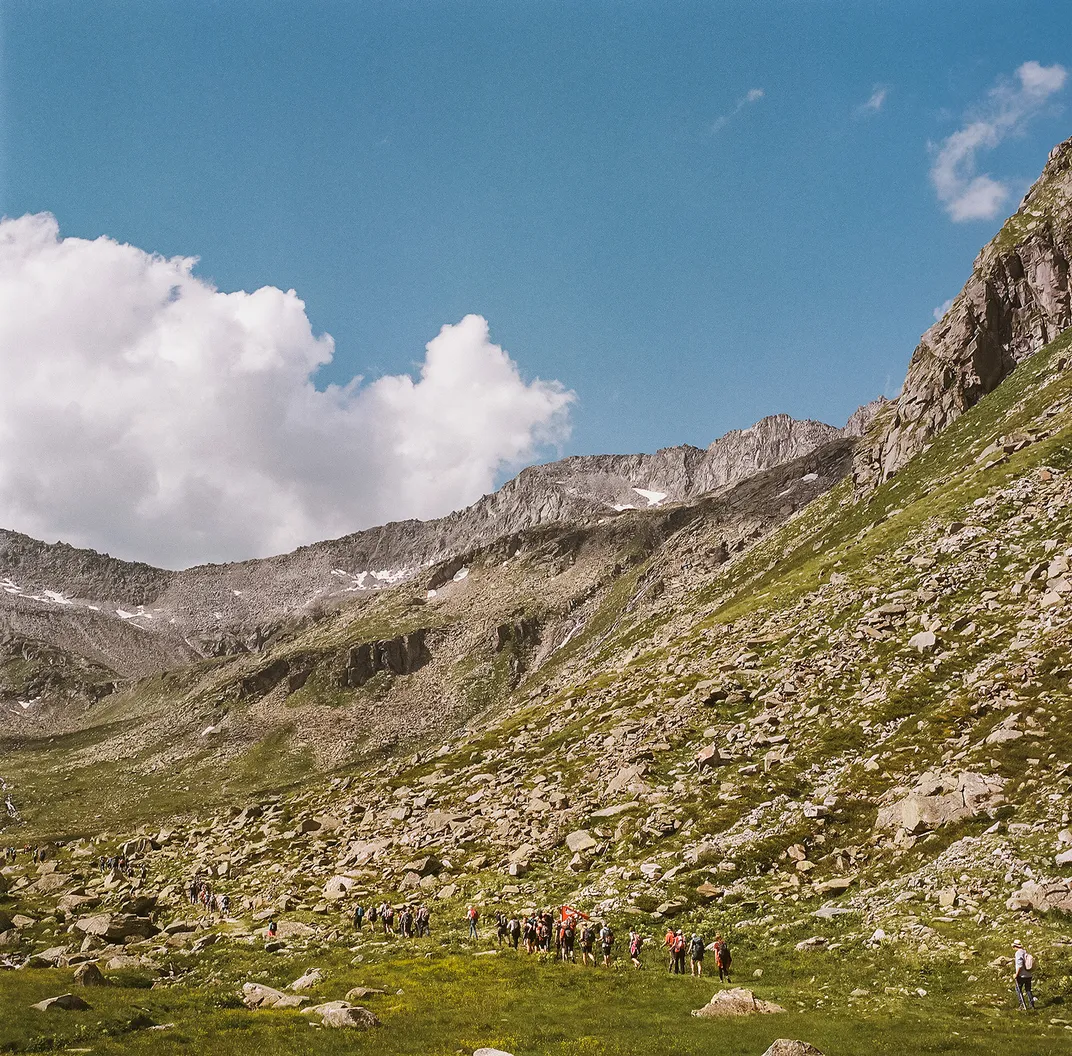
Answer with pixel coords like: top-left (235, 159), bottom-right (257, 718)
top-left (933, 297), bottom-right (955, 321)
top-left (0, 214), bottom-right (575, 568)
top-left (710, 88), bottom-right (764, 133)
top-left (931, 60), bottom-right (1068, 222)
top-left (854, 85), bottom-right (888, 116)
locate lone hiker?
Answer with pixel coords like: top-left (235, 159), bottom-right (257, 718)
top-left (1013, 939), bottom-right (1036, 1010)
top-left (467, 904), bottom-right (479, 940)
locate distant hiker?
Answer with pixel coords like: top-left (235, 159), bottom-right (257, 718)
top-left (1013, 939), bottom-right (1036, 1010)
top-left (664, 926), bottom-right (676, 971)
top-left (689, 933), bottom-right (705, 977)
top-left (418, 904), bottom-right (432, 936)
top-left (629, 929), bottom-right (644, 969)
top-left (506, 916), bottom-right (521, 949)
top-left (562, 921), bottom-right (576, 962)
top-left (672, 930), bottom-right (687, 974)
top-left (400, 906), bottom-right (413, 937)
top-left (599, 922), bottom-right (614, 966)
top-left (267, 919), bottom-right (278, 941)
top-left (467, 905), bottom-right (480, 939)
top-left (352, 904), bottom-right (365, 931)
top-left (496, 910), bottom-right (508, 946)
top-left (714, 935), bottom-right (732, 982)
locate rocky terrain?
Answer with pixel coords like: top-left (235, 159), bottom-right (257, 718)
top-left (3, 142), bottom-right (1072, 1055)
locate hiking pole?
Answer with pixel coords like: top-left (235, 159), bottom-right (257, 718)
top-left (1016, 982), bottom-right (1027, 1011)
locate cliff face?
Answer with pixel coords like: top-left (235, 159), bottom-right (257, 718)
top-left (854, 137), bottom-right (1072, 487)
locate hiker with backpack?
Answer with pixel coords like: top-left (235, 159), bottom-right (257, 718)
top-left (466, 904), bottom-right (480, 940)
top-left (672, 930), bottom-right (688, 974)
top-left (599, 922), bottom-right (615, 966)
top-left (1013, 940), bottom-right (1036, 1010)
top-left (689, 932), bottom-right (706, 977)
top-left (664, 926), bottom-right (676, 972)
top-left (714, 935), bottom-right (732, 981)
top-left (352, 903), bottom-right (365, 931)
top-left (629, 929), bottom-right (644, 969)
top-left (507, 916), bottom-right (521, 949)
top-left (580, 922), bottom-right (596, 965)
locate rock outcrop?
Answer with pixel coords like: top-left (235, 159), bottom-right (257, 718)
top-left (855, 137), bottom-right (1072, 488)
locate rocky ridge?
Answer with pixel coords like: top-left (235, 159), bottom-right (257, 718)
top-left (855, 136), bottom-right (1072, 488)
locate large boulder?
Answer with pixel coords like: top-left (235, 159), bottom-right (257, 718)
top-left (692, 988), bottom-right (786, 1017)
top-left (291, 968), bottom-right (323, 991)
top-left (762, 1043), bottom-right (825, 1056)
top-left (876, 772), bottom-right (1004, 835)
top-left (565, 830), bottom-right (598, 854)
top-left (1006, 880), bottom-right (1072, 914)
top-left (305, 1001), bottom-right (380, 1029)
top-left (322, 876), bottom-right (354, 900)
top-left (241, 982), bottom-right (307, 1010)
top-left (32, 993), bottom-right (91, 1012)
top-left (75, 913), bottom-right (158, 943)
top-left (73, 962), bottom-right (109, 987)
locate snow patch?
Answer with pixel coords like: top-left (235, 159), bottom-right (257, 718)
top-left (427, 589), bottom-right (437, 599)
top-left (633, 488), bottom-right (667, 506)
top-left (453, 567), bottom-right (470, 582)
top-left (801, 472), bottom-right (818, 482)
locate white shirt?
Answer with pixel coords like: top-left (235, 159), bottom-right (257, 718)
top-left (1015, 949), bottom-right (1031, 976)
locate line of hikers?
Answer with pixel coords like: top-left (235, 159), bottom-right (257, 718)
top-left (375, 903), bottom-right (734, 977)
top-left (351, 901), bottom-right (432, 938)
top-left (186, 876), bottom-right (230, 918)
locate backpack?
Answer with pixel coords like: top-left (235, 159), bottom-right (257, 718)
top-left (690, 937), bottom-right (705, 957)
top-left (1023, 951), bottom-right (1036, 972)
top-left (716, 941), bottom-right (731, 967)
top-left (673, 935), bottom-right (686, 954)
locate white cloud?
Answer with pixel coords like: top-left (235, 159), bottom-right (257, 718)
top-left (710, 88), bottom-right (765, 133)
top-left (931, 60), bottom-right (1068, 222)
top-left (933, 297), bottom-right (955, 321)
top-left (0, 214), bottom-right (574, 568)
top-left (855, 85), bottom-right (888, 116)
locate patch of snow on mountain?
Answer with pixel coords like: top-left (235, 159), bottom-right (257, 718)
top-left (633, 488), bottom-right (668, 506)
top-left (453, 567), bottom-right (469, 582)
top-left (611, 503), bottom-right (637, 511)
top-left (801, 472), bottom-right (818, 482)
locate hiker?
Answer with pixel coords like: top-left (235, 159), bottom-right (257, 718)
top-left (417, 904), bottom-right (431, 936)
top-left (664, 926), bottom-right (676, 971)
top-left (629, 929), bottom-right (644, 969)
top-left (714, 935), bottom-right (732, 981)
top-left (689, 933), bottom-right (705, 977)
top-left (400, 906), bottom-right (413, 937)
top-left (496, 910), bottom-right (508, 946)
top-left (580, 922), bottom-right (596, 966)
top-left (266, 919), bottom-right (278, 941)
top-left (507, 916), bottom-right (521, 949)
top-left (599, 922), bottom-right (614, 966)
top-left (672, 930), bottom-right (688, 975)
top-left (562, 920), bottom-right (576, 962)
top-left (1013, 939), bottom-right (1036, 1010)
top-left (352, 903), bottom-right (365, 931)
top-left (467, 904), bottom-right (480, 939)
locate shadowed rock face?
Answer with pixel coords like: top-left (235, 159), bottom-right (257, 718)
top-left (854, 136), bottom-right (1072, 489)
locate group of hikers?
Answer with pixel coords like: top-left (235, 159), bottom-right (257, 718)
top-left (97, 854), bottom-right (145, 878)
top-left (3, 844), bottom-right (47, 863)
top-left (349, 902), bottom-right (734, 977)
top-left (186, 876), bottom-right (230, 918)
top-left (351, 900), bottom-right (432, 937)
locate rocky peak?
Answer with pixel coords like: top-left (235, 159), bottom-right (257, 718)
top-left (854, 135), bottom-right (1072, 488)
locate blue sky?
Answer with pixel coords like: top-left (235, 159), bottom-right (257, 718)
top-left (1, 3), bottom-right (1071, 563)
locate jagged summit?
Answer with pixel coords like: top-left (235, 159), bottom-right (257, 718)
top-left (855, 134), bottom-right (1072, 488)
